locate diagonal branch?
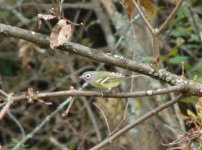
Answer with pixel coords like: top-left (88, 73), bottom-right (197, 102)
top-left (0, 89), bottom-right (14, 120)
top-left (132, 0), bottom-right (154, 34)
top-left (12, 98), bottom-right (72, 150)
top-left (0, 23), bottom-right (202, 96)
top-left (157, 0), bottom-right (184, 35)
top-left (90, 94), bottom-right (185, 150)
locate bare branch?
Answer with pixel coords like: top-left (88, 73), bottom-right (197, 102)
top-left (90, 94), bottom-right (185, 150)
top-left (0, 97), bottom-right (13, 120)
top-left (0, 23), bottom-right (202, 97)
top-left (12, 85), bottom-right (186, 102)
top-left (14, 2), bottom-right (94, 10)
top-left (157, 0), bottom-right (184, 34)
top-left (0, 89), bottom-right (8, 98)
top-left (12, 98), bottom-right (72, 150)
top-left (94, 103), bottom-right (111, 135)
top-left (132, 0), bottom-right (154, 34)
top-left (0, 89), bottom-right (14, 120)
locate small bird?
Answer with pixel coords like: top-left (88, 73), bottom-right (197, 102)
top-left (79, 71), bottom-right (145, 90)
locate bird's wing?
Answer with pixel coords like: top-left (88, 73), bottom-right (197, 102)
top-left (95, 76), bottom-right (125, 85)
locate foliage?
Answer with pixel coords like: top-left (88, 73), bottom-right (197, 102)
top-left (0, 0), bottom-right (202, 150)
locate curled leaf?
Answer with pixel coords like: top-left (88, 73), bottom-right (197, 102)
top-left (50, 19), bottom-right (72, 49)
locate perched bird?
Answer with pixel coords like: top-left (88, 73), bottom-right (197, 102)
top-left (79, 71), bottom-right (145, 90)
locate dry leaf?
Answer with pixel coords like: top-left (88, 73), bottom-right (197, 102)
top-left (38, 14), bottom-right (56, 21)
top-left (140, 0), bottom-right (154, 20)
top-left (57, 23), bottom-right (72, 46)
top-left (38, 14), bottom-right (57, 28)
top-left (122, 0), bottom-right (135, 19)
top-left (19, 40), bottom-right (46, 68)
top-left (122, 0), bottom-right (154, 20)
top-left (50, 19), bottom-right (72, 49)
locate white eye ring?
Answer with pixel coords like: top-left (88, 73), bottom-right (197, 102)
top-left (85, 74), bottom-right (91, 79)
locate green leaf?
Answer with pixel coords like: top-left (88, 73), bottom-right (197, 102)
top-left (176, 8), bottom-right (186, 21)
top-left (189, 33), bottom-right (199, 42)
top-left (184, 64), bottom-right (192, 71)
top-left (168, 56), bottom-right (188, 64)
top-left (170, 27), bottom-right (192, 37)
top-left (133, 100), bottom-right (140, 108)
top-left (0, 10), bottom-right (9, 19)
top-left (181, 96), bottom-right (198, 103)
top-left (198, 111), bottom-right (202, 122)
top-left (168, 47), bottom-right (178, 56)
top-left (142, 56), bottom-right (153, 62)
top-left (192, 58), bottom-right (202, 71)
top-left (176, 37), bottom-right (185, 46)
top-left (187, 109), bottom-right (196, 119)
top-left (197, 77), bottom-right (202, 83)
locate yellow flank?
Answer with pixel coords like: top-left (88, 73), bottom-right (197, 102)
top-left (80, 71), bottom-right (145, 90)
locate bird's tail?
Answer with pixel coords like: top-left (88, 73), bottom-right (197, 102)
top-left (124, 74), bottom-right (147, 79)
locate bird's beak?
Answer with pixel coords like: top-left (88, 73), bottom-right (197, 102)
top-left (79, 76), bottom-right (82, 79)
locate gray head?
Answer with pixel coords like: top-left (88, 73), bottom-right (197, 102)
top-left (79, 71), bottom-right (94, 82)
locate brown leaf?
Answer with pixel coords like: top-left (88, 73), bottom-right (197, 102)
top-left (122, 0), bottom-right (135, 19)
top-left (122, 0), bottom-right (154, 20)
top-left (18, 40), bottom-right (46, 68)
top-left (38, 14), bottom-right (57, 28)
top-left (140, 0), bottom-right (154, 20)
top-left (50, 19), bottom-right (72, 49)
top-left (57, 24), bottom-right (72, 46)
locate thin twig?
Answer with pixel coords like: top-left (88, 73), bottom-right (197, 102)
top-left (157, 0), bottom-right (184, 35)
top-left (92, 0), bottom-right (115, 49)
top-left (0, 90), bottom-right (14, 120)
top-left (90, 94), bottom-right (185, 150)
top-left (8, 111), bottom-right (25, 139)
top-left (94, 103), bottom-right (111, 135)
top-left (14, 2), bottom-right (94, 10)
top-left (81, 97), bottom-right (102, 141)
top-left (132, 0), bottom-right (154, 34)
top-left (11, 85), bottom-right (186, 102)
top-left (61, 97), bottom-right (74, 118)
top-left (11, 98), bottom-right (72, 150)
top-left (11, 82), bottom-right (90, 150)
top-left (107, 114), bottom-right (131, 138)
top-left (49, 136), bottom-right (69, 150)
top-left (0, 89), bottom-right (8, 98)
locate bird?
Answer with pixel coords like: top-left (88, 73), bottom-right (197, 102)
top-left (79, 71), bottom-right (145, 90)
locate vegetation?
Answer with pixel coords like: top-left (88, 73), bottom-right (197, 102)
top-left (0, 0), bottom-right (202, 149)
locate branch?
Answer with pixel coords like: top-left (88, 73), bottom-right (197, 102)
top-left (90, 94), bottom-right (185, 150)
top-left (12, 83), bottom-right (96, 150)
top-left (157, 0), bottom-right (184, 34)
top-left (12, 98), bottom-right (72, 150)
top-left (0, 23), bottom-right (202, 96)
top-left (0, 89), bottom-right (14, 120)
top-left (15, 2), bottom-right (94, 10)
top-left (12, 85), bottom-right (186, 102)
top-left (0, 89), bottom-right (8, 98)
top-left (132, 0), bottom-right (154, 34)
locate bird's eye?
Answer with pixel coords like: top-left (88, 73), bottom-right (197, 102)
top-left (85, 74), bottom-right (91, 80)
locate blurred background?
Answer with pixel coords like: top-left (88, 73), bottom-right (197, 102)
top-left (0, 0), bottom-right (202, 149)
